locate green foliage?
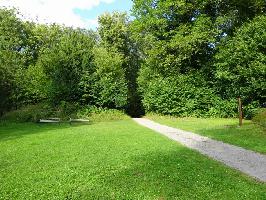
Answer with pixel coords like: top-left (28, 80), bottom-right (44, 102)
top-left (77, 106), bottom-right (130, 122)
top-left (0, 8), bottom-right (29, 113)
top-left (98, 12), bottom-right (129, 52)
top-left (132, 0), bottom-right (265, 35)
top-left (38, 27), bottom-right (96, 104)
top-left (243, 101), bottom-right (261, 120)
top-left (11, 65), bottom-right (49, 106)
top-left (1, 3), bottom-right (265, 119)
top-left (1, 103), bottom-right (129, 123)
top-left (1, 104), bottom-right (53, 122)
top-left (252, 108), bottom-right (266, 128)
top-left (215, 15), bottom-right (266, 105)
top-left (0, 9), bottom-right (50, 112)
top-left (52, 101), bottom-right (80, 119)
top-left (1, 102), bottom-right (79, 122)
top-left (132, 0), bottom-right (265, 117)
top-left (91, 47), bottom-right (128, 108)
top-left (0, 8), bottom-right (140, 119)
top-left (98, 12), bottom-right (144, 116)
top-left (140, 75), bottom-right (237, 117)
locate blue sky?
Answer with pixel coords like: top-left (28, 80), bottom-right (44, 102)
top-left (75, 0), bottom-right (133, 27)
top-left (74, 0), bottom-right (133, 29)
top-left (0, 0), bottom-right (133, 29)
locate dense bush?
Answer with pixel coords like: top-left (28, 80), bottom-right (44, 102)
top-left (1, 104), bottom-right (53, 122)
top-left (77, 106), bottom-right (130, 122)
top-left (0, 9), bottom-right (143, 117)
top-left (140, 76), bottom-right (237, 118)
top-left (252, 108), bottom-right (266, 128)
top-left (1, 103), bottom-right (129, 123)
top-left (242, 101), bottom-right (261, 119)
top-left (98, 12), bottom-right (144, 117)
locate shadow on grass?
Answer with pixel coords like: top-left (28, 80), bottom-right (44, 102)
top-left (75, 149), bottom-right (265, 199)
top-left (0, 121), bottom-right (92, 142)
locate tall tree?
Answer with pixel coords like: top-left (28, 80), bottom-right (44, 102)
top-left (132, 0), bottom-right (266, 76)
top-left (98, 12), bottom-right (144, 116)
top-left (0, 8), bottom-right (31, 113)
top-left (37, 27), bottom-right (96, 104)
top-left (91, 47), bottom-right (128, 108)
top-left (132, 0), bottom-right (266, 117)
top-left (215, 15), bottom-right (266, 105)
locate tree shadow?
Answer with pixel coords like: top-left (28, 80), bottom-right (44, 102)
top-left (0, 122), bottom-right (92, 142)
top-left (77, 149), bottom-right (265, 199)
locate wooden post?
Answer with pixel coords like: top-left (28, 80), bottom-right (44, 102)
top-left (238, 97), bottom-right (243, 127)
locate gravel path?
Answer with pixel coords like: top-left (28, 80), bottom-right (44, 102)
top-left (133, 118), bottom-right (266, 182)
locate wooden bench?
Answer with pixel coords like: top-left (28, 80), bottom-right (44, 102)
top-left (39, 118), bottom-right (60, 123)
top-left (39, 118), bottom-right (89, 124)
top-left (69, 118), bottom-right (90, 124)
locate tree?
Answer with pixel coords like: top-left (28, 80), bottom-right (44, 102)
top-left (91, 47), bottom-right (128, 108)
top-left (0, 8), bottom-right (31, 113)
top-left (37, 27), bottom-right (96, 104)
top-left (132, 0), bottom-right (266, 117)
top-left (98, 12), bottom-right (144, 116)
top-left (215, 15), bottom-right (266, 106)
top-left (132, 0), bottom-right (266, 76)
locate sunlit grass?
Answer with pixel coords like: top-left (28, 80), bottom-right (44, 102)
top-left (0, 120), bottom-right (265, 199)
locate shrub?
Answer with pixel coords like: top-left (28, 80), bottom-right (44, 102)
top-left (77, 106), bottom-right (129, 122)
top-left (1, 104), bottom-right (53, 122)
top-left (1, 102), bottom-right (130, 123)
top-left (252, 108), bottom-right (266, 128)
top-left (140, 76), bottom-right (237, 118)
top-left (243, 101), bottom-right (261, 119)
top-left (52, 101), bottom-right (80, 119)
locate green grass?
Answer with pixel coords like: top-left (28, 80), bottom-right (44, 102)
top-left (0, 120), bottom-right (265, 199)
top-left (146, 114), bottom-right (266, 154)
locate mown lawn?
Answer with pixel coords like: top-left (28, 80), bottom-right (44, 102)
top-left (0, 120), bottom-right (265, 199)
top-left (147, 114), bottom-right (266, 154)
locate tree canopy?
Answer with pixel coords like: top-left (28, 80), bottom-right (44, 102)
top-left (0, 1), bottom-right (265, 118)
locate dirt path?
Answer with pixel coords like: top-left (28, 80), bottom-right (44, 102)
top-left (133, 118), bottom-right (266, 182)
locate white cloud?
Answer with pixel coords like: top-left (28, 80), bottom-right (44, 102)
top-left (0, 0), bottom-right (114, 28)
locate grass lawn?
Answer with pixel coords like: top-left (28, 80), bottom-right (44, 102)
top-left (0, 120), bottom-right (265, 199)
top-left (146, 114), bottom-right (266, 154)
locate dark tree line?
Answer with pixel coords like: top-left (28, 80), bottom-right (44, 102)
top-left (0, 0), bottom-right (265, 118)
